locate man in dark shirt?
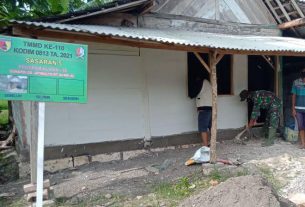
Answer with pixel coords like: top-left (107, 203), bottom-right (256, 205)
top-left (240, 90), bottom-right (281, 146)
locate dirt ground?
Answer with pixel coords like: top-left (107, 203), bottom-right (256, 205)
top-left (179, 175), bottom-right (282, 207)
top-left (1, 137), bottom-right (305, 206)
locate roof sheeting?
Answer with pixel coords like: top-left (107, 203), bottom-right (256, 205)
top-left (12, 21), bottom-right (305, 55)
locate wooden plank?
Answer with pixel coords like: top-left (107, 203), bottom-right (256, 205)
top-left (215, 0), bottom-right (220, 20)
top-left (262, 55), bottom-right (275, 70)
top-left (278, 11), bottom-right (298, 18)
top-left (209, 50), bottom-right (218, 164)
top-left (278, 17), bottom-right (305, 29)
top-left (193, 52), bottom-right (211, 73)
top-left (26, 188), bottom-right (49, 202)
top-left (274, 0), bottom-right (292, 21)
top-left (215, 54), bottom-right (224, 65)
top-left (291, 0), bottom-right (305, 18)
top-left (217, 48), bottom-right (305, 57)
top-left (265, 0), bottom-right (283, 23)
top-left (58, 0), bottom-right (150, 23)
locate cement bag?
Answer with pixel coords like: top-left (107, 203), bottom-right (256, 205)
top-left (185, 146), bottom-right (210, 166)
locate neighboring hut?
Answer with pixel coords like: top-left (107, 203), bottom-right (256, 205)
top-left (8, 0), bottom-right (303, 161)
top-left (264, 0), bottom-right (305, 132)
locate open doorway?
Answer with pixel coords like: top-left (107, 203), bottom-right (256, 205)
top-left (283, 56), bottom-right (305, 128)
top-left (248, 55), bottom-right (275, 123)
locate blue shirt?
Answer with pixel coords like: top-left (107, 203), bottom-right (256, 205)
top-left (291, 78), bottom-right (305, 111)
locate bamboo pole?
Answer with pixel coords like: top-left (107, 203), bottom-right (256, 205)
top-left (209, 50), bottom-right (218, 163)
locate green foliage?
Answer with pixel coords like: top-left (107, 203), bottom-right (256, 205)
top-left (0, 100), bottom-right (8, 110)
top-left (47, 0), bottom-right (69, 14)
top-left (258, 164), bottom-right (285, 193)
top-left (154, 177), bottom-right (193, 201)
top-left (0, 197), bottom-right (27, 207)
top-left (0, 110), bottom-right (9, 125)
top-left (0, 0), bottom-right (116, 27)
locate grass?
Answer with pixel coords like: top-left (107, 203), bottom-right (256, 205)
top-left (151, 167), bottom-right (249, 207)
top-left (54, 194), bottom-right (125, 207)
top-left (0, 197), bottom-right (27, 207)
top-left (258, 164), bottom-right (285, 193)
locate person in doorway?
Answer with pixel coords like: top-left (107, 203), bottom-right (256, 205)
top-left (196, 78), bottom-right (212, 147)
top-left (291, 68), bottom-right (305, 149)
top-left (239, 89), bottom-right (281, 146)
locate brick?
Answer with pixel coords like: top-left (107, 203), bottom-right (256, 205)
top-left (23, 179), bottom-right (50, 194)
top-left (26, 188), bottom-right (49, 202)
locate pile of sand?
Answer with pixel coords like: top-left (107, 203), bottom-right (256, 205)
top-left (179, 176), bottom-right (295, 207)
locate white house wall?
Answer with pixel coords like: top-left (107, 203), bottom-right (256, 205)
top-left (45, 47), bottom-right (145, 145)
top-left (43, 44), bottom-right (248, 146)
top-left (141, 49), bottom-right (197, 137)
top-left (217, 55), bottom-right (248, 129)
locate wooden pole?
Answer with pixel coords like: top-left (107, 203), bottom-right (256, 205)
top-left (209, 50), bottom-right (218, 163)
top-left (275, 56), bottom-right (279, 96)
top-left (275, 56), bottom-right (284, 126)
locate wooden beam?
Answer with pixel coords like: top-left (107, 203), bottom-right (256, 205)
top-left (215, 54), bottom-right (224, 65)
top-left (278, 17), bottom-right (305, 29)
top-left (262, 55), bottom-right (275, 70)
top-left (291, 0), bottom-right (305, 18)
top-left (57, 0), bottom-right (150, 23)
top-left (193, 52), bottom-right (211, 73)
top-left (139, 0), bottom-right (155, 15)
top-left (209, 50), bottom-right (218, 164)
top-left (275, 56), bottom-right (280, 97)
top-left (274, 0), bottom-right (292, 21)
top-left (265, 0), bottom-right (283, 23)
top-left (217, 48), bottom-right (305, 57)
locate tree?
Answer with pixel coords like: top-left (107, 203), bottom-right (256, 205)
top-left (0, 0), bottom-right (115, 27)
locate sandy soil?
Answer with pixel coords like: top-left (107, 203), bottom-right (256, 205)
top-left (179, 175), bottom-right (281, 207)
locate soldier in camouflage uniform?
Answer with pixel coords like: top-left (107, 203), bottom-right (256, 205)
top-left (239, 90), bottom-right (281, 146)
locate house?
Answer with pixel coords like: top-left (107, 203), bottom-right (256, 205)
top-left (8, 0), bottom-right (305, 161)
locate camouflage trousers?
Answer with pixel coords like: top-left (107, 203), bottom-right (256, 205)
top-left (265, 101), bottom-right (281, 129)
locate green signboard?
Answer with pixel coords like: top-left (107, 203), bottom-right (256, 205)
top-left (0, 35), bottom-right (87, 103)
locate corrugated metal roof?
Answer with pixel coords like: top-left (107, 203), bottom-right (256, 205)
top-left (12, 21), bottom-right (305, 54)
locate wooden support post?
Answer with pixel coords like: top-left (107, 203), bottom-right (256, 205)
top-left (275, 56), bottom-right (284, 127)
top-left (275, 56), bottom-right (279, 96)
top-left (209, 50), bottom-right (218, 163)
